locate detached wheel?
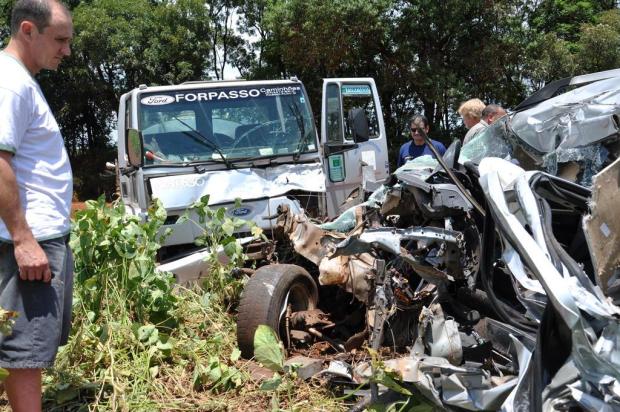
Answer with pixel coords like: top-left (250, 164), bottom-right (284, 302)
top-left (237, 264), bottom-right (318, 359)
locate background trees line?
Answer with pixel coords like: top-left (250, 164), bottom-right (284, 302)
top-left (1, 0), bottom-right (619, 199)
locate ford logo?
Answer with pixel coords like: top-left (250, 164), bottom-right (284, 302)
top-left (229, 207), bottom-right (252, 217)
top-left (140, 95), bottom-right (175, 105)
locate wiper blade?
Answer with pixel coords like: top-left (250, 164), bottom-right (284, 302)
top-left (289, 102), bottom-right (308, 161)
top-left (220, 154), bottom-right (285, 169)
top-left (187, 159), bottom-right (230, 174)
top-left (172, 116), bottom-right (232, 169)
top-left (186, 158), bottom-right (229, 166)
top-left (293, 132), bottom-right (312, 161)
top-left (143, 158), bottom-right (229, 172)
top-left (229, 154), bottom-right (279, 162)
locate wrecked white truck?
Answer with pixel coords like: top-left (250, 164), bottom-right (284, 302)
top-left (235, 69), bottom-right (620, 410)
top-left (115, 78), bottom-right (390, 281)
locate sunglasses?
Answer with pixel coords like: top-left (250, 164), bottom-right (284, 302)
top-left (410, 127), bottom-right (424, 134)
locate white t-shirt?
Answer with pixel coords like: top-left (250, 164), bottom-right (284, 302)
top-left (0, 52), bottom-right (73, 242)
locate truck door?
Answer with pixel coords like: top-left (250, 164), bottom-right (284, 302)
top-left (321, 78), bottom-right (389, 217)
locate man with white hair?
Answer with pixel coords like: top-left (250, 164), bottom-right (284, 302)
top-left (0, 1), bottom-right (73, 410)
top-left (458, 98), bottom-right (487, 145)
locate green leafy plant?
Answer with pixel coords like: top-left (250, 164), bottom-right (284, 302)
top-left (42, 198), bottom-right (344, 410)
top-left (253, 325), bottom-right (285, 373)
top-left (253, 324), bottom-right (289, 406)
top-left (365, 348), bottom-right (438, 412)
top-left (0, 307), bottom-right (17, 336)
top-left (192, 354), bottom-right (244, 393)
top-left (368, 348), bottom-right (412, 397)
top-left (45, 198), bottom-right (250, 410)
top-left (71, 196), bottom-right (178, 327)
top-left (251, 323), bottom-right (308, 411)
top-left (181, 195), bottom-right (265, 309)
top-left (0, 307), bottom-right (18, 381)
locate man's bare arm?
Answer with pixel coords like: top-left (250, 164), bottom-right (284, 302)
top-left (0, 151), bottom-right (51, 282)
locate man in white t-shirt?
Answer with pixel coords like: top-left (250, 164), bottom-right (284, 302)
top-left (0, 1), bottom-right (73, 410)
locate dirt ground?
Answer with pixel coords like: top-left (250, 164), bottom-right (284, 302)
top-left (71, 201), bottom-right (88, 217)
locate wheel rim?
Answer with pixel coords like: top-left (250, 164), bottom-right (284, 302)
top-left (278, 281), bottom-right (313, 346)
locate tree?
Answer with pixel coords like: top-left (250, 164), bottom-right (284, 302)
top-left (529, 0), bottom-right (616, 44)
top-left (576, 9), bottom-right (620, 73)
top-left (235, 0), bottom-right (276, 78)
top-left (3, 0), bottom-right (220, 198)
top-left (524, 32), bottom-right (577, 91)
top-left (246, 0), bottom-right (536, 158)
top-left (387, 0), bottom-right (531, 143)
top-left (256, 0), bottom-right (398, 140)
top-left (0, 0), bottom-right (11, 42)
top-left (205, 0), bottom-right (245, 79)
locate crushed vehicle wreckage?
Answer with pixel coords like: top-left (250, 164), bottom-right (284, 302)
top-left (230, 69), bottom-right (620, 410)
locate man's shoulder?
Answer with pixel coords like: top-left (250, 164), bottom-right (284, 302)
top-left (431, 139), bottom-right (447, 150)
top-left (399, 141), bottom-right (411, 151)
top-left (0, 54), bottom-right (35, 98)
top-left (470, 121), bottom-right (487, 133)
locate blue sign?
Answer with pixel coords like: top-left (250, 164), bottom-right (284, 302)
top-left (342, 85), bottom-right (371, 96)
top-left (229, 207), bottom-right (252, 217)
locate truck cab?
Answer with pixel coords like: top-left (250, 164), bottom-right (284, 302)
top-left (117, 77), bottom-right (389, 260)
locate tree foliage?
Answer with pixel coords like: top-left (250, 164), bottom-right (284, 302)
top-left (576, 9), bottom-right (620, 72)
top-left (0, 0), bottom-right (618, 198)
top-left (529, 0), bottom-right (615, 43)
top-left (391, 0), bottom-right (531, 139)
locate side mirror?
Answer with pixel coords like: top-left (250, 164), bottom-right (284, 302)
top-left (348, 107), bottom-right (370, 143)
top-left (126, 129), bottom-right (144, 168)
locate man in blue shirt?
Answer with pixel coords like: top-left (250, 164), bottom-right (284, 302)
top-left (397, 114), bottom-right (446, 167)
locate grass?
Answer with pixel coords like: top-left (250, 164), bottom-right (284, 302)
top-left (39, 285), bottom-right (348, 411)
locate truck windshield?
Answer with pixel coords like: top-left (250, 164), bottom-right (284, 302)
top-left (138, 84), bottom-right (317, 164)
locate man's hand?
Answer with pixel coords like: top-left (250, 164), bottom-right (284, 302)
top-left (13, 237), bottom-right (51, 282)
top-left (1, 151), bottom-right (51, 282)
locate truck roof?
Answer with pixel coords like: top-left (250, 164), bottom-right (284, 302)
top-left (129, 78), bottom-right (302, 94)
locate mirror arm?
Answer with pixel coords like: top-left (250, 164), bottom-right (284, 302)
top-left (119, 166), bottom-right (137, 176)
top-left (324, 143), bottom-right (359, 156)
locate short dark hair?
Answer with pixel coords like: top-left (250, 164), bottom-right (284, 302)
top-left (409, 114), bottom-right (429, 129)
top-left (482, 104), bottom-right (503, 118)
top-left (10, 0), bottom-right (64, 35)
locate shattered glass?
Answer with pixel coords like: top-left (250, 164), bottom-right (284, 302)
top-left (542, 144), bottom-right (608, 186)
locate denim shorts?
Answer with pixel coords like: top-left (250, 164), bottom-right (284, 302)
top-left (0, 235), bottom-right (73, 368)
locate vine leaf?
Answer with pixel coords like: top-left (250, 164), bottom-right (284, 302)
top-left (253, 325), bottom-right (284, 372)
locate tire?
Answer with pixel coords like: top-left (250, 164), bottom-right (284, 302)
top-left (237, 264), bottom-right (319, 359)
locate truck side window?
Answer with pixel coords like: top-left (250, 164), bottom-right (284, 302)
top-left (326, 84), bottom-right (343, 144)
top-left (341, 84), bottom-right (379, 141)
